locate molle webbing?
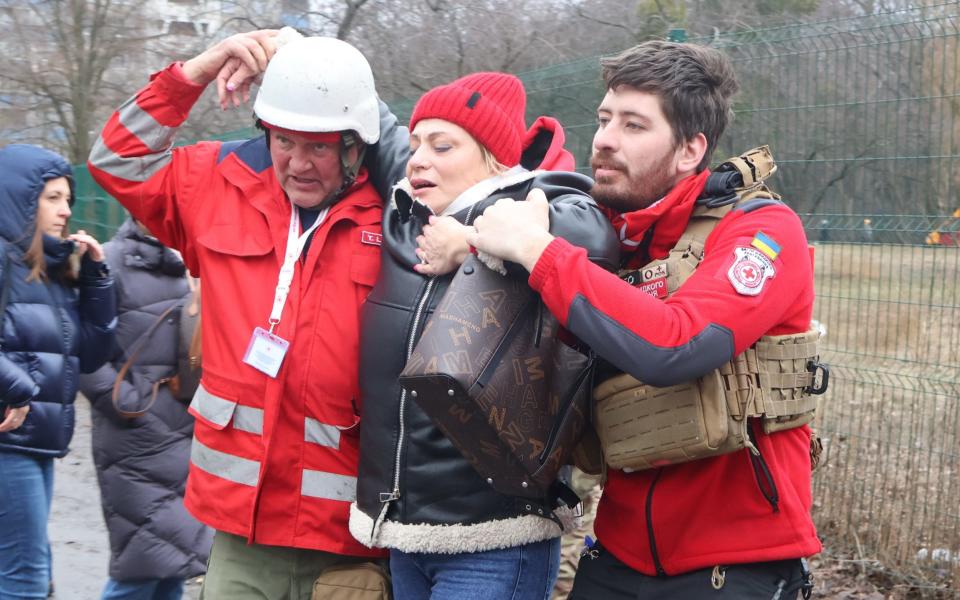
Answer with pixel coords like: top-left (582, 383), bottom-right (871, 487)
top-left (720, 328), bottom-right (821, 433)
top-left (592, 146), bottom-right (823, 471)
top-left (593, 369), bottom-right (750, 471)
top-left (594, 326), bottom-right (822, 471)
top-left (717, 145), bottom-right (779, 189)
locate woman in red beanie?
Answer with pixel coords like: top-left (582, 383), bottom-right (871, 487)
top-left (349, 72), bottom-right (618, 600)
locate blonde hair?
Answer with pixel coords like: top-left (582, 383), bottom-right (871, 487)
top-left (479, 145), bottom-right (509, 177)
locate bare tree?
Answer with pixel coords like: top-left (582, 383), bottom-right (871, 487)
top-left (332, 0), bottom-right (374, 39)
top-left (0, 0), bottom-right (175, 163)
top-left (341, 0), bottom-right (607, 102)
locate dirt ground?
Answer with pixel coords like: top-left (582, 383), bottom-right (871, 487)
top-left (49, 398), bottom-right (201, 600)
top-left (49, 399), bottom-right (952, 599)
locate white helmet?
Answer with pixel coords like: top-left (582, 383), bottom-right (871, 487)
top-left (254, 36), bottom-right (380, 144)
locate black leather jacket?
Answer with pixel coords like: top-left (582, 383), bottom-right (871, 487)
top-left (350, 169), bottom-right (618, 554)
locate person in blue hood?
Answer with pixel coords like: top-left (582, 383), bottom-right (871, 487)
top-left (0, 144), bottom-right (116, 599)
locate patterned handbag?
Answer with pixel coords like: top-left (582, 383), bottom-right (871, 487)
top-left (399, 255), bottom-right (594, 501)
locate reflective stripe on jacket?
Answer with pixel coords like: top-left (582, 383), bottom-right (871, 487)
top-left (88, 63), bottom-right (384, 556)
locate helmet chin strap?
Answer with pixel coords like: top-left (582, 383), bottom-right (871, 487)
top-left (313, 133), bottom-right (367, 211)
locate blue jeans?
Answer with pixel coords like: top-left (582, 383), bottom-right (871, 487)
top-left (101, 578), bottom-right (184, 600)
top-left (0, 451), bottom-right (54, 600)
top-left (390, 538), bottom-right (561, 600)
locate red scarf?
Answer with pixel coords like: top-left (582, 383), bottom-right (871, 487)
top-left (604, 170), bottom-right (711, 267)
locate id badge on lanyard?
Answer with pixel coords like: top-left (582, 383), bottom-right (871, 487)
top-left (242, 203), bottom-right (329, 378)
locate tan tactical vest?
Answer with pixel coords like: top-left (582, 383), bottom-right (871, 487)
top-left (592, 147), bottom-right (827, 473)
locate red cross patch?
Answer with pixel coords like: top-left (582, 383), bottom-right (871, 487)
top-left (727, 246), bottom-right (775, 296)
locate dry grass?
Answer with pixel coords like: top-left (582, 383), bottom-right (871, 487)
top-left (811, 243), bottom-right (960, 597)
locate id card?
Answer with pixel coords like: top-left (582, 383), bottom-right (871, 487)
top-left (243, 327), bottom-right (290, 378)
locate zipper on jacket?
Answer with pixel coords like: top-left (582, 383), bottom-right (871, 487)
top-left (646, 468), bottom-right (667, 576)
top-left (747, 421), bottom-right (780, 513)
top-left (373, 203), bottom-right (480, 538)
top-left (373, 276), bottom-right (437, 538)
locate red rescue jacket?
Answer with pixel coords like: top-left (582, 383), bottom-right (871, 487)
top-left (528, 173), bottom-right (822, 575)
top-left (88, 63), bottom-right (384, 556)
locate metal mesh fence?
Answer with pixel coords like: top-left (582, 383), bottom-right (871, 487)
top-left (69, 2), bottom-right (960, 591)
top-left (805, 217), bottom-right (960, 592)
top-left (703, 5), bottom-right (959, 590)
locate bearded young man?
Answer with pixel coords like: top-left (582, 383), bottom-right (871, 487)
top-left (467, 41), bottom-right (821, 599)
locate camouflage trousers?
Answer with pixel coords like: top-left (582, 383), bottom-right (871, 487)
top-left (552, 469), bottom-right (603, 600)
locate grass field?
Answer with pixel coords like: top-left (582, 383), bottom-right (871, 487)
top-left (811, 242), bottom-right (960, 597)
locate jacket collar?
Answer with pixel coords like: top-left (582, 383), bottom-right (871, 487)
top-left (115, 219), bottom-right (186, 276)
top-left (391, 166), bottom-right (538, 222)
top-left (216, 137), bottom-right (284, 216)
top-left (520, 116), bottom-right (575, 172)
top-left (42, 234), bottom-right (74, 270)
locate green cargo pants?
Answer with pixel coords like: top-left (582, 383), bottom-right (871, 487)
top-left (200, 531), bottom-right (380, 600)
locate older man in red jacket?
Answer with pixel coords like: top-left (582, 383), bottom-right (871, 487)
top-left (88, 30), bottom-right (407, 598)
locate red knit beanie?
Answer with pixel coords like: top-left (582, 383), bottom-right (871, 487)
top-left (409, 72), bottom-right (527, 167)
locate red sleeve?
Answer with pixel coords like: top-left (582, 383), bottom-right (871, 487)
top-left (87, 63), bottom-right (215, 270)
top-left (529, 203), bottom-right (814, 386)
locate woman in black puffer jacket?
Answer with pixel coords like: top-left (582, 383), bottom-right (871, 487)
top-left (0, 144), bottom-right (116, 599)
top-left (79, 218), bottom-right (212, 600)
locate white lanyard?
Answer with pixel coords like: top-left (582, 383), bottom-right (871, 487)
top-left (268, 203), bottom-right (329, 333)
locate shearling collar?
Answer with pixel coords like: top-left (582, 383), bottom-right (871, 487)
top-left (390, 166), bottom-right (538, 221)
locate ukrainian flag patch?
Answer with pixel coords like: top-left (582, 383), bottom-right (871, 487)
top-left (751, 231), bottom-right (781, 260)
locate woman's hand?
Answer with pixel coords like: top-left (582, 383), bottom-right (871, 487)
top-left (466, 188), bottom-right (554, 272)
top-left (182, 29), bottom-right (279, 109)
top-left (208, 28), bottom-right (298, 110)
top-left (414, 216), bottom-right (473, 276)
top-left (68, 230), bottom-right (105, 262)
top-left (0, 405), bottom-right (30, 433)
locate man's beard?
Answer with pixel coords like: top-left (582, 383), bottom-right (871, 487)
top-left (590, 150), bottom-right (677, 213)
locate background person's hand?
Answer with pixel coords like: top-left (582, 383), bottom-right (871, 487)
top-left (466, 188), bottom-right (554, 272)
top-left (0, 405), bottom-right (30, 433)
top-left (414, 216), bottom-right (473, 276)
top-left (68, 230), bottom-right (105, 262)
